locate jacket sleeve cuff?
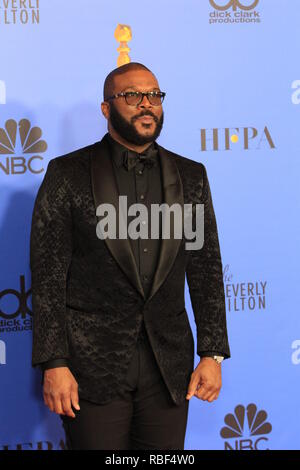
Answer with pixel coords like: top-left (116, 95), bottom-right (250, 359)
top-left (39, 358), bottom-right (69, 371)
top-left (198, 351), bottom-right (226, 358)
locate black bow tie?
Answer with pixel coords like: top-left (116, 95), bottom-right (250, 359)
top-left (123, 147), bottom-right (158, 171)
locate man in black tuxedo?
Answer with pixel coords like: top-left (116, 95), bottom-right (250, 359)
top-left (30, 62), bottom-right (231, 450)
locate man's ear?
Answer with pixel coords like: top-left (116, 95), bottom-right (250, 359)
top-left (101, 101), bottom-right (110, 119)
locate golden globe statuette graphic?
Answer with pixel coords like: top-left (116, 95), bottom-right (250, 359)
top-left (114, 24), bottom-right (132, 66)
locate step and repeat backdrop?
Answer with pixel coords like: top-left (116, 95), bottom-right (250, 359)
top-left (0, 0), bottom-right (299, 450)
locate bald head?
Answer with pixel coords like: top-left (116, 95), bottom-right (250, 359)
top-left (103, 62), bottom-right (156, 101)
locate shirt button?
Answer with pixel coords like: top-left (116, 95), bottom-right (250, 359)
top-left (140, 194), bottom-right (145, 200)
top-left (143, 247), bottom-right (148, 253)
top-left (138, 170), bottom-right (143, 175)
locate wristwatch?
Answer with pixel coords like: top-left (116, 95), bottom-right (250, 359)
top-left (213, 355), bottom-right (224, 364)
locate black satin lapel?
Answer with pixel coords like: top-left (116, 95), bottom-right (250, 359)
top-left (90, 135), bottom-right (145, 299)
top-left (146, 145), bottom-right (184, 303)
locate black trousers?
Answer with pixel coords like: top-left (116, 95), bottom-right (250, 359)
top-left (60, 324), bottom-right (189, 450)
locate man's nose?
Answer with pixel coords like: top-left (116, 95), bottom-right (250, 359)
top-left (138, 94), bottom-right (153, 108)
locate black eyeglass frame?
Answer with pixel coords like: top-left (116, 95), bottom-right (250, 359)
top-left (106, 91), bottom-right (166, 106)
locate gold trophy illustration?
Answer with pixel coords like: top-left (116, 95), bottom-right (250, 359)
top-left (114, 24), bottom-right (132, 66)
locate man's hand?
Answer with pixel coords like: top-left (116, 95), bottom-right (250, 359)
top-left (186, 357), bottom-right (222, 402)
top-left (43, 367), bottom-right (80, 418)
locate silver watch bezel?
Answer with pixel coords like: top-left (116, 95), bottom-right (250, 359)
top-left (213, 355), bottom-right (224, 364)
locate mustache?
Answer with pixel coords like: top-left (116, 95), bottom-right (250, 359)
top-left (132, 111), bottom-right (158, 123)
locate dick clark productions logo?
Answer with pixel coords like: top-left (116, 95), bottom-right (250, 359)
top-left (220, 403), bottom-right (272, 450)
top-left (209, 0), bottom-right (261, 24)
top-left (210, 0), bottom-right (259, 10)
top-left (0, 275), bottom-right (32, 333)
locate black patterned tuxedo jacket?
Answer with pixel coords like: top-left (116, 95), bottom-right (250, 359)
top-left (30, 132), bottom-right (231, 406)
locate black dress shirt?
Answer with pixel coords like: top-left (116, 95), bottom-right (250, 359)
top-left (105, 132), bottom-right (163, 301)
top-left (40, 133), bottom-right (222, 372)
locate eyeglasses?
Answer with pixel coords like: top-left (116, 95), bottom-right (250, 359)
top-left (106, 91), bottom-right (166, 106)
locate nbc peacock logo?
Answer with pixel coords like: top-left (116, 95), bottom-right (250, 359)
top-left (220, 403), bottom-right (272, 450)
top-left (0, 119), bottom-right (47, 175)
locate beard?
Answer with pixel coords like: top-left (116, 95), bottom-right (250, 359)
top-left (109, 101), bottom-right (164, 145)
